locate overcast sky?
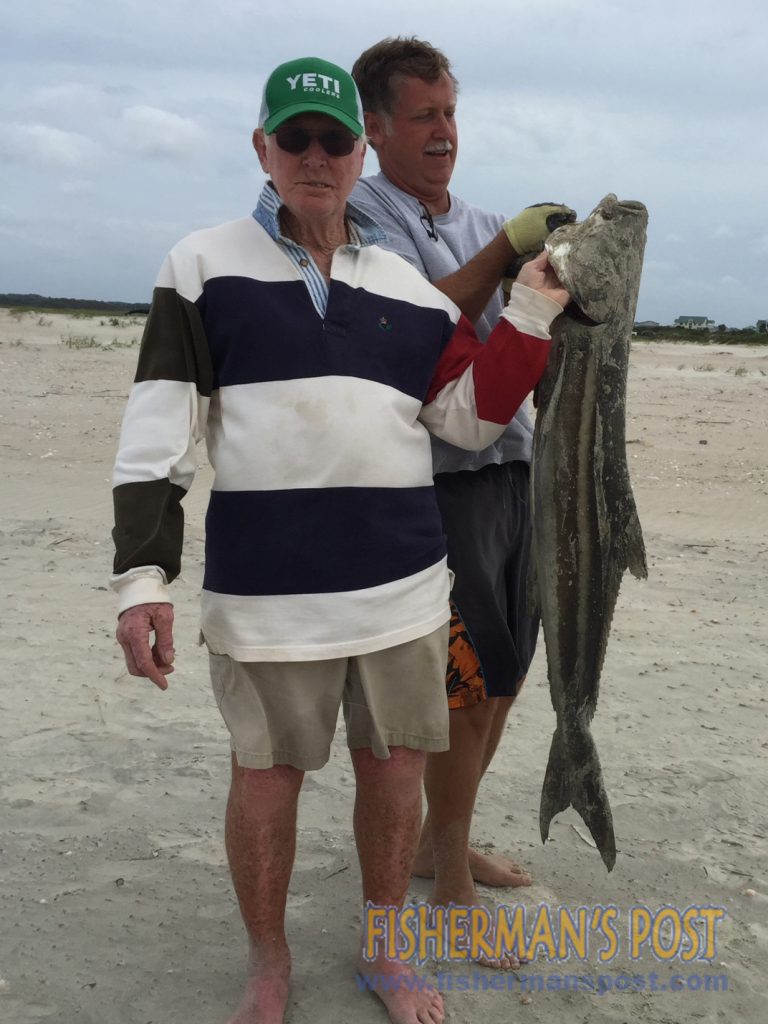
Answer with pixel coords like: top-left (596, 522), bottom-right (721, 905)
top-left (2, 0), bottom-right (766, 326)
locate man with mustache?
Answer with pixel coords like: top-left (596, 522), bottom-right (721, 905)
top-left (351, 37), bottom-right (574, 942)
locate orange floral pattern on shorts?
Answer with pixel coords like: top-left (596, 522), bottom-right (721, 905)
top-left (446, 599), bottom-right (486, 709)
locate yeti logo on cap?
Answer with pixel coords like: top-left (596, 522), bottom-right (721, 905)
top-left (286, 72), bottom-right (342, 99)
top-left (259, 57), bottom-right (364, 136)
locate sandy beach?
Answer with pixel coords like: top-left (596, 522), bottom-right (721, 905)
top-left (1, 308), bottom-right (766, 1024)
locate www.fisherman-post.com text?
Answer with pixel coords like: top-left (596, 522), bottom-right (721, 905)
top-left (356, 970), bottom-right (728, 996)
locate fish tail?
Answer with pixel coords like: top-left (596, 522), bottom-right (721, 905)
top-left (540, 721), bottom-right (617, 871)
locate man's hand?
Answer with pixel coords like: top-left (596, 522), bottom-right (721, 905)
top-left (116, 603), bottom-right (176, 691)
top-left (516, 251), bottom-right (570, 309)
top-left (503, 203), bottom-right (577, 255)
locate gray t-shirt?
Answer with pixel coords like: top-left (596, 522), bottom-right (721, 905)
top-left (350, 172), bottom-right (534, 474)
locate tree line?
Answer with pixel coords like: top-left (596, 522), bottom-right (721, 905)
top-left (0, 293), bottom-right (149, 314)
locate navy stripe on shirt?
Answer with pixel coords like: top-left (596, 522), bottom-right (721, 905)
top-left (197, 276), bottom-right (453, 401)
top-left (203, 486), bottom-right (446, 596)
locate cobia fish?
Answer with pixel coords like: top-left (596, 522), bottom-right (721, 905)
top-left (530, 194), bottom-right (649, 871)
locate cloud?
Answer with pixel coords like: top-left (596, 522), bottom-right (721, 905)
top-left (0, 123), bottom-right (101, 167)
top-left (30, 82), bottom-right (111, 113)
top-left (643, 259), bottom-right (677, 274)
top-left (0, 221), bottom-right (69, 251)
top-left (56, 179), bottom-right (95, 195)
top-left (122, 105), bottom-right (204, 157)
top-left (2, 0), bottom-right (766, 325)
top-left (719, 275), bottom-right (742, 288)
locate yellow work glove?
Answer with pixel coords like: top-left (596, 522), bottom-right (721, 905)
top-left (503, 203), bottom-right (577, 255)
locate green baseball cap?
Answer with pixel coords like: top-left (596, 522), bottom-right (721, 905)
top-left (258, 57), bottom-right (365, 137)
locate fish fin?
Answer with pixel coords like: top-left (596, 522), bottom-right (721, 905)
top-left (540, 722), bottom-right (617, 872)
top-left (625, 507), bottom-right (648, 580)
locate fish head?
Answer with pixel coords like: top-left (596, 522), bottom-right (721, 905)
top-left (545, 194), bottom-right (648, 326)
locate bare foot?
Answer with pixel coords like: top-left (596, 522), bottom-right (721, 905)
top-left (428, 887), bottom-right (526, 972)
top-left (358, 957), bottom-right (445, 1024)
top-left (412, 846), bottom-right (532, 888)
top-left (468, 848), bottom-right (532, 888)
top-left (228, 944), bottom-right (291, 1024)
top-left (474, 948), bottom-right (524, 971)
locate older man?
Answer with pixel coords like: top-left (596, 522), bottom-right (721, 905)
top-left (112, 56), bottom-right (567, 1024)
top-left (351, 37), bottom-right (574, 923)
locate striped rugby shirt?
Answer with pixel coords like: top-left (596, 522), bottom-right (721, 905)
top-left (111, 184), bottom-right (560, 661)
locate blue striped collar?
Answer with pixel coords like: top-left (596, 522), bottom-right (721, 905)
top-left (253, 181), bottom-right (385, 248)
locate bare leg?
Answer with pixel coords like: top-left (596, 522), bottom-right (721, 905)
top-left (415, 698), bottom-right (527, 969)
top-left (418, 699), bottom-right (491, 903)
top-left (352, 746), bottom-right (445, 1024)
top-left (480, 692), bottom-right (516, 774)
top-left (413, 695), bottom-right (530, 891)
top-left (224, 753), bottom-right (304, 1024)
top-left (466, 693), bottom-right (532, 887)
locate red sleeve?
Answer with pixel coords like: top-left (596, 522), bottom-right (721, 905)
top-left (425, 313), bottom-right (550, 424)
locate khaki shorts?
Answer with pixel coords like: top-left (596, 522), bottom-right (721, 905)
top-left (209, 623), bottom-right (450, 770)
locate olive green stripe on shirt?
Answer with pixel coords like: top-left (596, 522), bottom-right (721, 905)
top-left (112, 478), bottom-right (187, 581)
top-left (134, 287), bottom-right (213, 395)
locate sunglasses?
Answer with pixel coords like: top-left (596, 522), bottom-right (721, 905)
top-left (273, 125), bottom-right (357, 158)
top-left (419, 204), bottom-right (438, 241)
